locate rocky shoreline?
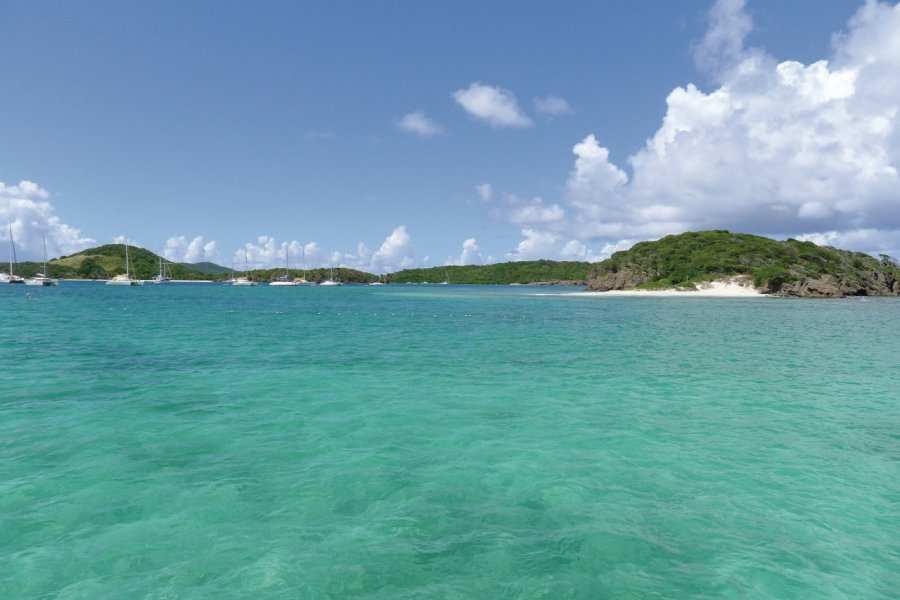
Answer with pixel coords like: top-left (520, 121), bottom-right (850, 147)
top-left (585, 231), bottom-right (900, 298)
top-left (587, 268), bottom-right (900, 298)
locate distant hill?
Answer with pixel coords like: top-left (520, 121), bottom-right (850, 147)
top-left (588, 230), bottom-right (900, 297)
top-left (44, 244), bottom-right (218, 280)
top-left (31, 244), bottom-right (377, 282)
top-left (390, 260), bottom-right (593, 285)
top-left (180, 261), bottom-right (231, 276)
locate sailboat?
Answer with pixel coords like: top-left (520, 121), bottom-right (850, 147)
top-left (368, 258), bottom-right (385, 285)
top-left (106, 238), bottom-right (144, 286)
top-left (149, 254), bottom-right (172, 284)
top-left (270, 245), bottom-right (299, 286)
top-left (232, 248), bottom-right (259, 286)
top-left (319, 261), bottom-right (342, 286)
top-left (25, 235), bottom-right (59, 286)
top-left (1, 222), bottom-right (26, 284)
top-left (293, 246), bottom-right (315, 285)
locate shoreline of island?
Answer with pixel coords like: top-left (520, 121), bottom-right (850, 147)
top-left (568, 279), bottom-right (768, 297)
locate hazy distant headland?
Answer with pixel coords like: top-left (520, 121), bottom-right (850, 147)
top-left (14, 231), bottom-right (900, 297)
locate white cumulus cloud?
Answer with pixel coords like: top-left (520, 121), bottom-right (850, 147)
top-left (372, 225), bottom-right (415, 271)
top-left (505, 228), bottom-right (562, 261)
top-left (234, 229), bottom-right (414, 273)
top-left (448, 238), bottom-right (484, 266)
top-left (453, 82), bottom-right (533, 128)
top-left (236, 236), bottom-right (320, 270)
top-left (398, 111), bottom-right (444, 138)
top-left (507, 198), bottom-right (565, 225)
top-left (164, 236), bottom-right (219, 263)
top-left (0, 180), bottom-right (95, 260)
top-left (499, 0), bottom-right (900, 261)
top-left (693, 0), bottom-right (756, 78)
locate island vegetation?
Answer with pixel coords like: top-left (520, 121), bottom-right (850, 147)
top-left (12, 232), bottom-right (900, 296)
top-left (19, 244), bottom-right (385, 284)
top-left (390, 260), bottom-right (591, 285)
top-left (588, 230), bottom-right (900, 297)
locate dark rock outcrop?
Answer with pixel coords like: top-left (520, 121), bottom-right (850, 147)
top-left (586, 268), bottom-right (651, 291)
top-left (770, 272), bottom-right (898, 297)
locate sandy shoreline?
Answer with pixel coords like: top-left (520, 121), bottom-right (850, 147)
top-left (567, 279), bottom-right (768, 298)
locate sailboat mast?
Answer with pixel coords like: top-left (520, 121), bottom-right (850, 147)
top-left (9, 222), bottom-right (19, 276)
top-left (42, 235), bottom-right (48, 276)
top-left (125, 238), bottom-right (131, 278)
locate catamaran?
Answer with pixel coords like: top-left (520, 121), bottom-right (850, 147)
top-left (106, 238), bottom-right (144, 286)
top-left (25, 235), bottom-right (59, 286)
top-left (1, 222), bottom-right (26, 284)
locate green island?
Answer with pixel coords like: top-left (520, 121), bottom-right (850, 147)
top-left (390, 260), bottom-right (591, 285)
top-left (18, 244), bottom-right (376, 284)
top-left (588, 230), bottom-right (900, 297)
top-left (14, 231), bottom-right (900, 297)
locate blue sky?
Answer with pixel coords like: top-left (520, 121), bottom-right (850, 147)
top-left (2, 0), bottom-right (897, 271)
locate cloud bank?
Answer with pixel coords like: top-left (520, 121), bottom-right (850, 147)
top-left (234, 226), bottom-right (415, 273)
top-left (164, 236), bottom-right (219, 263)
top-left (0, 180), bottom-right (95, 260)
top-left (502, 0), bottom-right (900, 260)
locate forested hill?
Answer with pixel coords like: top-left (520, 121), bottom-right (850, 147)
top-left (588, 230), bottom-right (900, 297)
top-left (390, 260), bottom-right (592, 284)
top-left (32, 245), bottom-right (218, 280)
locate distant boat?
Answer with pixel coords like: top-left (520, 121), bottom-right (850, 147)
top-left (369, 259), bottom-right (385, 285)
top-left (106, 238), bottom-right (144, 286)
top-left (232, 248), bottom-right (259, 286)
top-left (149, 254), bottom-right (172, 284)
top-left (1, 222), bottom-right (26, 284)
top-left (319, 262), bottom-right (342, 286)
top-left (25, 235), bottom-right (59, 286)
top-left (293, 246), bottom-right (315, 285)
top-left (439, 270), bottom-right (449, 285)
top-left (222, 265), bottom-right (237, 285)
top-left (270, 245), bottom-right (299, 286)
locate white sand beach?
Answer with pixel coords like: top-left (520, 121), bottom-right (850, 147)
top-left (569, 278), bottom-right (768, 297)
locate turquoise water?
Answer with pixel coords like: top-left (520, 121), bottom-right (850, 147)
top-left (1, 282), bottom-right (898, 598)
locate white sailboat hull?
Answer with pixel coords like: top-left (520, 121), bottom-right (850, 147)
top-left (106, 277), bottom-right (143, 286)
top-left (25, 277), bottom-right (58, 286)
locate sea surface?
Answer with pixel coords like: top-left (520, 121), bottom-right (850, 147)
top-left (1, 282), bottom-right (898, 598)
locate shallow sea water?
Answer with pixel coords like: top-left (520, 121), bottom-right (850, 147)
top-left (1, 282), bottom-right (898, 598)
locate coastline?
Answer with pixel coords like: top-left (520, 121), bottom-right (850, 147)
top-left (572, 279), bottom-right (768, 298)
